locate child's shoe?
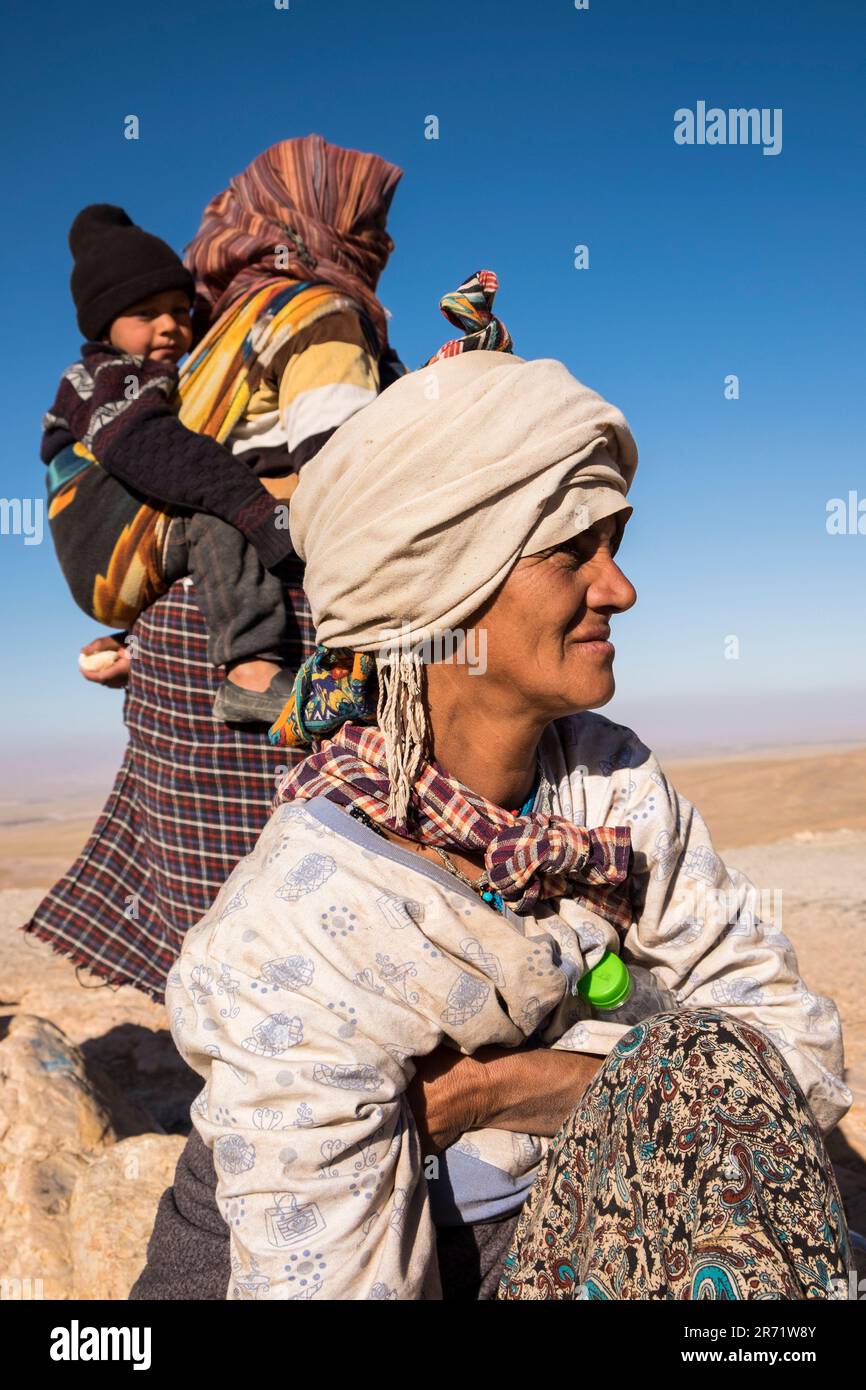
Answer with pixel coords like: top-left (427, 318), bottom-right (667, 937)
top-left (212, 668), bottom-right (296, 726)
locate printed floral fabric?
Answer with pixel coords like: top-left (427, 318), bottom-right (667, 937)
top-left (498, 1009), bottom-right (854, 1300)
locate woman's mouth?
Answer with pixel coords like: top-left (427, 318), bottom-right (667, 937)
top-left (576, 639), bottom-right (615, 658)
top-left (570, 628), bottom-right (614, 658)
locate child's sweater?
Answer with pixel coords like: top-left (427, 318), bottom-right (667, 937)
top-left (42, 342), bottom-right (294, 571)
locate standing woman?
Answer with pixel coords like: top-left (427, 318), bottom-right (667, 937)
top-left (23, 135), bottom-right (403, 998)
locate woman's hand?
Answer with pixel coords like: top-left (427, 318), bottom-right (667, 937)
top-left (260, 473), bottom-right (300, 501)
top-left (407, 1043), bottom-right (605, 1157)
top-left (78, 634), bottom-right (132, 688)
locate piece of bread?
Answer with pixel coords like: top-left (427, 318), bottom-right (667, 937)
top-left (78, 648), bottom-right (123, 673)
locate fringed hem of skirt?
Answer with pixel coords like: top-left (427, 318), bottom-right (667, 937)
top-left (18, 917), bottom-right (164, 1001)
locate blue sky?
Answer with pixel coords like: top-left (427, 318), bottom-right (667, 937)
top-left (2, 0), bottom-right (864, 789)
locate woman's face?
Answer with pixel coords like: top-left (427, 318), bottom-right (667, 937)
top-left (468, 515), bottom-right (637, 721)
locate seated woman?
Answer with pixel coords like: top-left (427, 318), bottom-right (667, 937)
top-left (155, 290), bottom-right (854, 1301)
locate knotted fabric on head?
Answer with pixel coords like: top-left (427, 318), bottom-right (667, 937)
top-left (290, 347), bottom-right (636, 662)
top-left (277, 724), bottom-right (634, 928)
top-left (425, 269), bottom-right (513, 362)
top-left (184, 134), bottom-right (402, 351)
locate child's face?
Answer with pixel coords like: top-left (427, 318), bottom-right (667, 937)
top-left (108, 290), bottom-right (193, 363)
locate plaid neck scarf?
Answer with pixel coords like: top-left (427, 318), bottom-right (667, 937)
top-left (276, 722), bottom-right (633, 927)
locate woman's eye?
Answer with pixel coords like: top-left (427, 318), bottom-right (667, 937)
top-left (559, 548), bottom-right (586, 569)
top-left (558, 530), bottom-right (618, 567)
top-left (562, 539), bottom-right (590, 562)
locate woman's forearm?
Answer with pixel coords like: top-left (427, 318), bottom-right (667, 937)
top-left (408, 1044), bottom-right (606, 1155)
top-left (472, 1045), bottom-right (605, 1136)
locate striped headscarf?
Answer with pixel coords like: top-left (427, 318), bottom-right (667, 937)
top-left (185, 134), bottom-right (402, 350)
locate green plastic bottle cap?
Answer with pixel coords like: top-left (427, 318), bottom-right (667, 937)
top-left (577, 951), bottom-right (632, 1010)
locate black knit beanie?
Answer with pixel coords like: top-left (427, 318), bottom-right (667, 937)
top-left (69, 204), bottom-right (196, 340)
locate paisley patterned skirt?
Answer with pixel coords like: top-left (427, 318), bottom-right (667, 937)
top-left (498, 1009), bottom-right (854, 1300)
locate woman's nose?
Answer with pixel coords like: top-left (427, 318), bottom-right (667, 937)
top-left (592, 554), bottom-right (637, 614)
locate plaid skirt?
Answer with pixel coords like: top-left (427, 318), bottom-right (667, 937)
top-left (22, 572), bottom-right (315, 1000)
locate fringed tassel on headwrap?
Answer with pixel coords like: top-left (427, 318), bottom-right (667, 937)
top-left (374, 648), bottom-right (429, 828)
top-left (424, 269), bottom-right (513, 364)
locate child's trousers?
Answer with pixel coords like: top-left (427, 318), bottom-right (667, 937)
top-left (163, 513), bottom-right (295, 670)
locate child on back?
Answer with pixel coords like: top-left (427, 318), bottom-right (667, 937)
top-left (43, 204), bottom-right (301, 724)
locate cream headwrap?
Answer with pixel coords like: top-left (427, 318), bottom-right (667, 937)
top-left (289, 350), bottom-right (638, 819)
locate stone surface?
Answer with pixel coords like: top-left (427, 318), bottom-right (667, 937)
top-left (1, 889), bottom-right (200, 1135)
top-left (70, 1133), bottom-right (187, 1300)
top-left (0, 1014), bottom-right (118, 1299)
top-left (0, 895), bottom-right (201, 1300)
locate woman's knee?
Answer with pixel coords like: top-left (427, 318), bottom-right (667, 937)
top-left (608, 1006), bottom-right (786, 1070)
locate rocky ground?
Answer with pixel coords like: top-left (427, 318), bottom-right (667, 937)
top-left (1, 826), bottom-right (864, 1300)
top-left (0, 888), bottom-right (198, 1299)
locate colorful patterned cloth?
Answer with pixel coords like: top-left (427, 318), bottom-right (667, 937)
top-left (185, 134), bottom-right (402, 352)
top-left (178, 277), bottom-right (380, 446)
top-left (45, 437), bottom-right (176, 628)
top-left (268, 646), bottom-right (378, 748)
top-left (425, 269), bottom-right (513, 363)
top-left (272, 720), bottom-right (633, 925)
top-left (498, 1009), bottom-right (854, 1300)
top-left (22, 579), bottom-right (314, 998)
